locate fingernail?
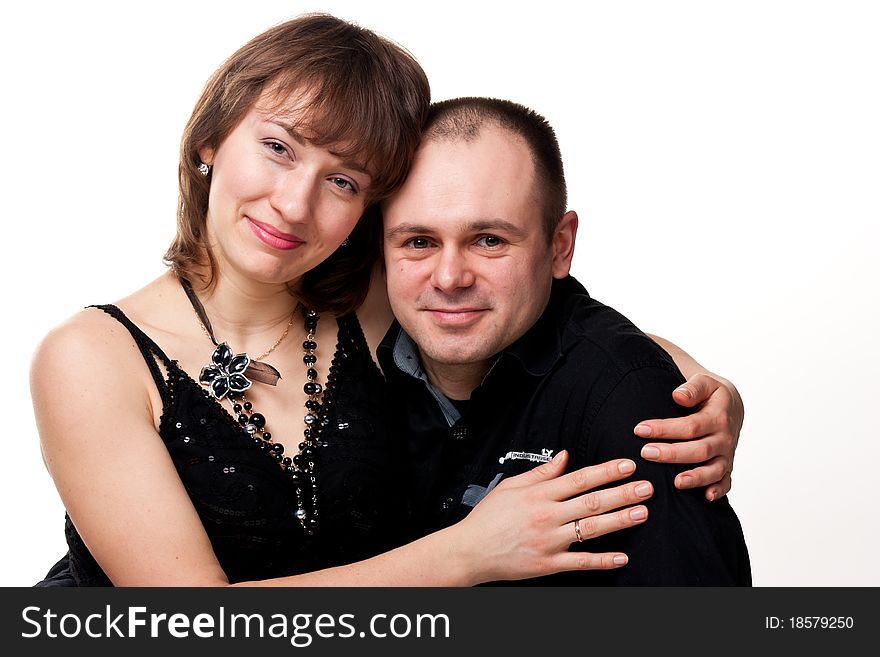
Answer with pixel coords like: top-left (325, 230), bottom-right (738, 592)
top-left (641, 446), bottom-right (661, 460)
top-left (634, 424), bottom-right (652, 437)
top-left (678, 475), bottom-right (694, 489)
top-left (629, 507), bottom-right (647, 521)
top-left (552, 450), bottom-right (566, 463)
top-left (708, 490), bottom-right (717, 501)
top-left (613, 555), bottom-right (628, 566)
top-left (635, 483), bottom-right (652, 498)
top-left (675, 386), bottom-right (692, 399)
top-left (618, 460), bottom-right (635, 474)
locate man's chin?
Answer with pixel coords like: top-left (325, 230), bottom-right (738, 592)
top-left (421, 341), bottom-right (496, 367)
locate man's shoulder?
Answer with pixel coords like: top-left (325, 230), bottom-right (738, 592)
top-left (556, 282), bottom-right (678, 377)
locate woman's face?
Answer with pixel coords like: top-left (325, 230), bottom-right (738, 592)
top-left (200, 93), bottom-right (372, 287)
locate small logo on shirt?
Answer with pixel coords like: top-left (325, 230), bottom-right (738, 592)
top-left (498, 448), bottom-right (554, 465)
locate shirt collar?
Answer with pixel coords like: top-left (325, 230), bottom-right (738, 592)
top-left (386, 327), bottom-right (462, 426)
top-left (501, 275), bottom-right (587, 376)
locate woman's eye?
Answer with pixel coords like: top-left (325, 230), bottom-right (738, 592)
top-left (265, 141), bottom-right (289, 157)
top-left (330, 177), bottom-right (357, 194)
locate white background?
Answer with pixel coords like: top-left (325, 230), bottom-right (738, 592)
top-left (1, 0), bottom-right (877, 586)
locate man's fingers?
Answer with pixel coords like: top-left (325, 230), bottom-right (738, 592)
top-left (671, 373), bottom-right (722, 408)
top-left (545, 458), bottom-right (637, 500)
top-left (498, 449), bottom-right (569, 490)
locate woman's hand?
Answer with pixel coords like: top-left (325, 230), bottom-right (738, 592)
top-left (633, 373), bottom-right (744, 501)
top-left (451, 450), bottom-right (652, 585)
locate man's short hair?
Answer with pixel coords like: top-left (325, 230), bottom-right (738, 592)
top-left (424, 97), bottom-right (567, 240)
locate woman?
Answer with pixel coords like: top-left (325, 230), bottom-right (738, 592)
top-left (33, 14), bottom-right (740, 586)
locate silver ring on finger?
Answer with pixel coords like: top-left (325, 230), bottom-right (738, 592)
top-left (573, 519), bottom-right (584, 542)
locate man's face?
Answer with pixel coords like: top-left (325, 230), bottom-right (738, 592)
top-left (383, 123), bottom-right (574, 378)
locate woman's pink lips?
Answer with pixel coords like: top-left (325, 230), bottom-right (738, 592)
top-left (247, 217), bottom-right (303, 251)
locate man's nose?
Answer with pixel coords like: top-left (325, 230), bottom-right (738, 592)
top-left (430, 247), bottom-right (475, 292)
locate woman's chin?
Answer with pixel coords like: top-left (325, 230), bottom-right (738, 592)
top-left (236, 255), bottom-right (316, 287)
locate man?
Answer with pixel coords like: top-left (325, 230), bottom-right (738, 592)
top-left (379, 97), bottom-right (750, 585)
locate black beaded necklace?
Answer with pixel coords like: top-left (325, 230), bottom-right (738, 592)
top-left (180, 277), bottom-right (322, 535)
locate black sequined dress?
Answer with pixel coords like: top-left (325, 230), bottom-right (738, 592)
top-left (62, 304), bottom-right (400, 585)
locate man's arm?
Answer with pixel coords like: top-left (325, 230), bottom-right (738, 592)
top-left (643, 333), bottom-right (745, 501)
top-left (575, 365), bottom-right (751, 585)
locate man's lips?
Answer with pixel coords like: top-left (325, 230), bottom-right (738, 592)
top-left (247, 217), bottom-right (304, 250)
top-left (423, 308), bottom-right (489, 326)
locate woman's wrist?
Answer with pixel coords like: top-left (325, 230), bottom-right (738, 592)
top-left (423, 521), bottom-right (483, 587)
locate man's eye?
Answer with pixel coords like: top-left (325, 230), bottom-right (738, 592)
top-left (477, 235), bottom-right (504, 248)
top-left (406, 237), bottom-right (431, 249)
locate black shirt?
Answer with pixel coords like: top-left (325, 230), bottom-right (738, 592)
top-left (379, 276), bottom-right (751, 585)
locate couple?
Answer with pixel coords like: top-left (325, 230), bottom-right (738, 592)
top-left (35, 14), bottom-right (748, 586)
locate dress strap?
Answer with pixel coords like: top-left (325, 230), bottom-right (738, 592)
top-left (337, 312), bottom-right (385, 379)
top-left (89, 304), bottom-right (175, 400)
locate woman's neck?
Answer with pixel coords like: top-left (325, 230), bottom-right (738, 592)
top-left (177, 268), bottom-right (301, 355)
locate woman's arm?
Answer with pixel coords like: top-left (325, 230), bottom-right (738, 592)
top-left (33, 312), bottom-right (229, 586)
top-left (357, 262), bottom-right (395, 357)
top-left (236, 452), bottom-right (648, 586)
top-left (34, 311), bottom-right (649, 587)
top-left (643, 333), bottom-right (744, 501)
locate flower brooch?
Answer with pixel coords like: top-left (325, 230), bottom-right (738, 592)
top-left (199, 343), bottom-right (252, 400)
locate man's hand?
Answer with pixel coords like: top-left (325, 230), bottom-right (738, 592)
top-left (633, 373), bottom-right (744, 501)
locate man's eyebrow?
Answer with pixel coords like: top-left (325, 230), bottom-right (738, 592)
top-left (384, 223), bottom-right (435, 239)
top-left (467, 220), bottom-right (528, 239)
top-left (384, 220), bottom-right (528, 239)
top-left (267, 119), bottom-right (370, 175)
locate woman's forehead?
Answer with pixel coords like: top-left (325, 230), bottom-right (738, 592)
top-left (253, 87), bottom-right (372, 166)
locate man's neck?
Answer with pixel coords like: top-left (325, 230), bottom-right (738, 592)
top-left (420, 357), bottom-right (493, 401)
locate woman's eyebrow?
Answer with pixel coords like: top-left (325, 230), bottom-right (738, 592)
top-left (268, 119), bottom-right (369, 175)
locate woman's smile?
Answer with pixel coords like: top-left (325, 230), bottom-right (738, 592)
top-left (246, 217), bottom-right (305, 251)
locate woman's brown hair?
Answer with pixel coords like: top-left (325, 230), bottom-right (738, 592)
top-left (164, 13), bottom-right (430, 314)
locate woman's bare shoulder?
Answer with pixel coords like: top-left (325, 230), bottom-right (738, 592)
top-left (30, 311), bottom-right (147, 413)
top-left (30, 274), bottom-right (175, 392)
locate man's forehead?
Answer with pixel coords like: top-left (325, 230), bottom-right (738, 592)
top-left (389, 132), bottom-right (535, 204)
top-left (413, 126), bottom-right (534, 184)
